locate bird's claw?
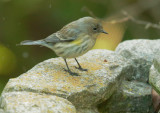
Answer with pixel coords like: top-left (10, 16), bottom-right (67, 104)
top-left (75, 66), bottom-right (88, 71)
top-left (64, 69), bottom-right (79, 76)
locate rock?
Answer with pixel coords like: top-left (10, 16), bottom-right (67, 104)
top-left (0, 109), bottom-right (4, 113)
top-left (0, 49), bottom-right (129, 113)
top-left (98, 80), bottom-right (153, 113)
top-left (116, 39), bottom-right (160, 82)
top-left (153, 54), bottom-right (160, 73)
top-left (0, 92), bottom-right (76, 113)
top-left (149, 54), bottom-right (160, 113)
top-left (149, 54), bottom-right (160, 94)
top-left (76, 108), bottom-right (99, 113)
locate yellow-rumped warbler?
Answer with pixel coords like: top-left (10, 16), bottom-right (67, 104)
top-left (20, 17), bottom-right (108, 76)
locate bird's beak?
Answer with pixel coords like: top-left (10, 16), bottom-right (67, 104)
top-left (101, 30), bottom-right (108, 34)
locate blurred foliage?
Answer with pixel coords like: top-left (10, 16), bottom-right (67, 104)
top-left (0, 45), bottom-right (16, 75)
top-left (93, 23), bottom-right (125, 50)
top-left (0, 0), bottom-right (160, 93)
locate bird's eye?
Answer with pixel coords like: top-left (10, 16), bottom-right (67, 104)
top-left (93, 27), bottom-right (97, 31)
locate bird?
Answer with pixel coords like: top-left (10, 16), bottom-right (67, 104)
top-left (20, 16), bottom-right (108, 76)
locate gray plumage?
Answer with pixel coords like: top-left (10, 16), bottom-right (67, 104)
top-left (19, 16), bottom-right (108, 75)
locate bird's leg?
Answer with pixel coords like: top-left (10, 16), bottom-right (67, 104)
top-left (75, 58), bottom-right (88, 71)
top-left (63, 58), bottom-right (79, 76)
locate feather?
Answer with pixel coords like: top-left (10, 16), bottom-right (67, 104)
top-left (20, 40), bottom-right (44, 45)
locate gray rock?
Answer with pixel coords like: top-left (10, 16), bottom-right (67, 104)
top-left (98, 80), bottom-right (153, 113)
top-left (149, 55), bottom-right (160, 95)
top-left (77, 108), bottom-right (99, 113)
top-left (0, 49), bottom-right (129, 113)
top-left (0, 109), bottom-right (4, 113)
top-left (0, 92), bottom-right (76, 113)
top-left (150, 55), bottom-right (160, 113)
top-left (116, 39), bottom-right (160, 82)
top-left (153, 55), bottom-right (160, 73)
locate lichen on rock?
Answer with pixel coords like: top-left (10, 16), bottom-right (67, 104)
top-left (0, 92), bottom-right (76, 113)
top-left (98, 80), bottom-right (153, 113)
top-left (0, 49), bottom-right (128, 113)
top-left (116, 39), bottom-right (160, 82)
top-left (1, 39), bottom-right (159, 113)
top-left (149, 54), bottom-right (160, 95)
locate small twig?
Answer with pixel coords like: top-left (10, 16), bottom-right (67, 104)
top-left (108, 11), bottom-right (160, 30)
top-left (81, 5), bottom-right (160, 30)
top-left (123, 11), bottom-right (160, 29)
top-left (108, 17), bottom-right (129, 24)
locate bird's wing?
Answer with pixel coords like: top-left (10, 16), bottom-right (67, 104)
top-left (44, 24), bottom-right (80, 43)
top-left (44, 33), bottom-right (61, 43)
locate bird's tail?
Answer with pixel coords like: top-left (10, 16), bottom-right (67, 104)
top-left (19, 40), bottom-right (45, 46)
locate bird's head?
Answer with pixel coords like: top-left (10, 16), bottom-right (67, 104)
top-left (77, 17), bottom-right (108, 37)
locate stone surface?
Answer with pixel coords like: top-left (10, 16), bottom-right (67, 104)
top-left (0, 109), bottom-right (4, 113)
top-left (0, 92), bottom-right (76, 113)
top-left (116, 39), bottom-right (160, 82)
top-left (98, 80), bottom-right (153, 113)
top-left (77, 108), bottom-right (99, 113)
top-left (0, 49), bottom-right (129, 112)
top-left (153, 54), bottom-right (160, 73)
top-left (149, 54), bottom-right (160, 95)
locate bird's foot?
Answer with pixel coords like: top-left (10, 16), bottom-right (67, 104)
top-left (64, 69), bottom-right (79, 76)
top-left (75, 66), bottom-right (88, 71)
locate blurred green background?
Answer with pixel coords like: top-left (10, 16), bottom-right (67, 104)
top-left (0, 0), bottom-right (160, 93)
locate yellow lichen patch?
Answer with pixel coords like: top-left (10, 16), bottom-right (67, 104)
top-left (63, 107), bottom-right (76, 113)
top-left (8, 57), bottom-right (112, 99)
top-left (80, 62), bottom-right (102, 71)
top-left (99, 80), bottom-right (105, 86)
top-left (42, 66), bottom-right (106, 92)
top-left (52, 71), bottom-right (67, 78)
top-left (31, 61), bottom-right (106, 92)
top-left (62, 77), bottom-right (84, 91)
top-left (3, 92), bottom-right (76, 113)
top-left (129, 88), bottom-right (132, 92)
